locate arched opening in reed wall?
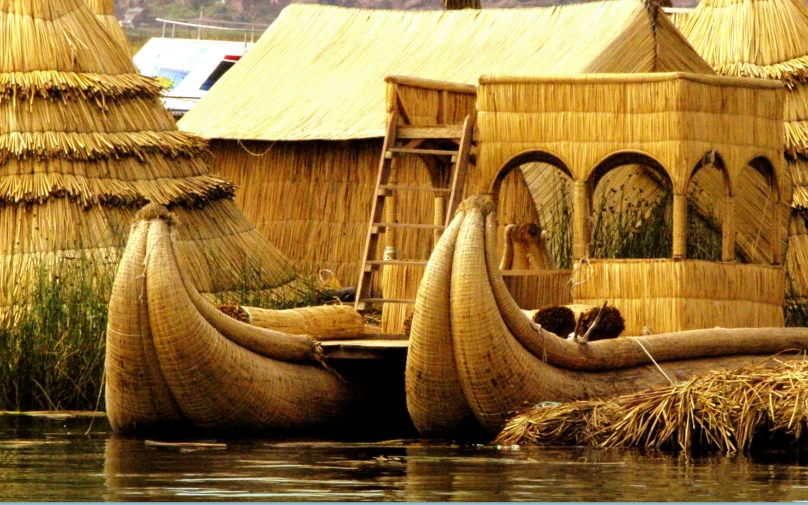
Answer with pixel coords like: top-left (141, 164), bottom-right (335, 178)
top-left (491, 150), bottom-right (574, 269)
top-left (587, 151), bottom-right (673, 260)
top-left (685, 151), bottom-right (731, 262)
top-left (736, 155), bottom-right (781, 265)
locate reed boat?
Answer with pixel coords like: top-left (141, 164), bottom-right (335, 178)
top-left (405, 196), bottom-right (808, 439)
top-left (105, 204), bottom-right (408, 437)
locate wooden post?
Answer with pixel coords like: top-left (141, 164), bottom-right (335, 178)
top-left (385, 161), bottom-right (398, 252)
top-left (573, 180), bottom-right (590, 260)
top-left (673, 193), bottom-right (687, 259)
top-left (772, 198), bottom-right (782, 265)
top-left (722, 195), bottom-right (735, 262)
top-left (434, 194), bottom-right (445, 243)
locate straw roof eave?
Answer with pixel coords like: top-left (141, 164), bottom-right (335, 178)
top-left (0, 71), bottom-right (162, 104)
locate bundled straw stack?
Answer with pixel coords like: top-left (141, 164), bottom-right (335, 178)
top-left (680, 0), bottom-right (808, 298)
top-left (495, 357), bottom-right (808, 455)
top-left (0, 0), bottom-right (298, 309)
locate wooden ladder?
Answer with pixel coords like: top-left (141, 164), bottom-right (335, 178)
top-left (354, 111), bottom-right (476, 311)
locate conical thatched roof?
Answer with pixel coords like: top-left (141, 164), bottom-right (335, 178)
top-left (85, 0), bottom-right (129, 52)
top-left (0, 0), bottom-right (297, 306)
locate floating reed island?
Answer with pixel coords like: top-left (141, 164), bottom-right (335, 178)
top-left (495, 357), bottom-right (808, 455)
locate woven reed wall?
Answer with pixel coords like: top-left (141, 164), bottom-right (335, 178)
top-left (204, 79), bottom-right (481, 328)
top-left (571, 258), bottom-right (785, 335)
top-left (474, 74), bottom-right (785, 200)
top-left (679, 0), bottom-right (808, 299)
top-left (205, 139), bottom-right (441, 294)
top-left (787, 213), bottom-right (808, 298)
top-left (502, 270), bottom-right (572, 310)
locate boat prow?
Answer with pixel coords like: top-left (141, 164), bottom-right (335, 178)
top-left (105, 204), bottom-right (370, 436)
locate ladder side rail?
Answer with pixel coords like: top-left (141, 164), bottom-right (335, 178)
top-left (445, 113), bottom-right (476, 226)
top-left (355, 111), bottom-right (400, 307)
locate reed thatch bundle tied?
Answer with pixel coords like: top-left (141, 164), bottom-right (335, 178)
top-left (494, 356), bottom-right (808, 455)
top-left (0, 72), bottom-right (161, 106)
top-left (0, 0), bottom-right (298, 306)
top-left (0, 131), bottom-right (207, 164)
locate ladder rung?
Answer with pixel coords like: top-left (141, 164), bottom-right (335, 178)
top-left (378, 184), bottom-right (451, 194)
top-left (359, 298), bottom-right (416, 304)
top-left (396, 125), bottom-right (464, 139)
top-left (366, 260), bottom-right (429, 268)
top-left (387, 148), bottom-right (459, 158)
top-left (375, 222), bottom-right (446, 230)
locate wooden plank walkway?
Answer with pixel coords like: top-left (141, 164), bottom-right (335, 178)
top-left (321, 336), bottom-right (409, 359)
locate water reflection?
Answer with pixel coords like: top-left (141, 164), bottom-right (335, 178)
top-left (4, 415), bottom-right (808, 500)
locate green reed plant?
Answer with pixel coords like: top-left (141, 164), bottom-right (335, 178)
top-left (591, 186), bottom-right (673, 259)
top-left (0, 256), bottom-right (114, 411)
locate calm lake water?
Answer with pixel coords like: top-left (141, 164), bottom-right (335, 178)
top-left (4, 414), bottom-right (808, 501)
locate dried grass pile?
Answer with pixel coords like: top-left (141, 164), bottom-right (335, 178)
top-left (495, 356), bottom-right (808, 454)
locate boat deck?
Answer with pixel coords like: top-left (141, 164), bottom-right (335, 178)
top-left (321, 334), bottom-right (408, 359)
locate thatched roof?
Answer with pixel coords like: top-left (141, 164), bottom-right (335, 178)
top-left (0, 0), bottom-right (297, 304)
top-left (179, 0), bottom-right (714, 141)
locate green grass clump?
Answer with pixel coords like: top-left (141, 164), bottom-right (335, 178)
top-left (0, 248), bottom-right (318, 411)
top-left (0, 257), bottom-right (114, 411)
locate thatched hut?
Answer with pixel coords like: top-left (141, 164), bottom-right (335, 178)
top-left (0, 0), bottom-right (297, 309)
top-left (679, 0), bottom-right (808, 307)
top-left (178, 0), bottom-right (715, 299)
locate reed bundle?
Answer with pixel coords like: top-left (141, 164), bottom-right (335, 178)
top-left (242, 303), bottom-right (366, 339)
top-left (0, 0), bottom-right (136, 75)
top-left (0, 71), bottom-right (160, 105)
top-left (494, 357), bottom-right (808, 455)
top-left (0, 131), bottom-right (206, 163)
top-left (84, 0), bottom-right (129, 52)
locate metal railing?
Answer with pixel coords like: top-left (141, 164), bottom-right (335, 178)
top-left (156, 17), bottom-right (270, 44)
